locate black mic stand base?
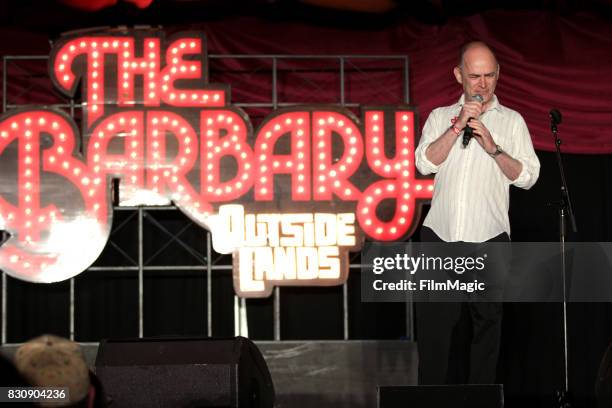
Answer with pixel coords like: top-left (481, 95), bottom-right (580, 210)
top-left (556, 390), bottom-right (573, 408)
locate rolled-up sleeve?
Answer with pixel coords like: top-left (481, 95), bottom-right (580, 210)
top-left (509, 114), bottom-right (540, 189)
top-left (415, 109), bottom-right (442, 175)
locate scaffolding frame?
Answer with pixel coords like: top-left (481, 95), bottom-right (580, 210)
top-left (1, 52), bottom-right (412, 345)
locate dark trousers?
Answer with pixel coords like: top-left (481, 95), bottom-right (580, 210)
top-left (416, 226), bottom-right (509, 385)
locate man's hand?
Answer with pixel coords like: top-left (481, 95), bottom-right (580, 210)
top-left (456, 101), bottom-right (483, 129)
top-left (467, 118), bottom-right (496, 154)
top-left (468, 118), bottom-right (524, 181)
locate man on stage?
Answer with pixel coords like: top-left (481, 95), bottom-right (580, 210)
top-left (414, 41), bottom-right (540, 384)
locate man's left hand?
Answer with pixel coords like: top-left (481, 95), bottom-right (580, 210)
top-left (468, 119), bottom-right (496, 154)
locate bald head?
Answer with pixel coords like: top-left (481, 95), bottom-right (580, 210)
top-left (458, 41), bottom-right (498, 70)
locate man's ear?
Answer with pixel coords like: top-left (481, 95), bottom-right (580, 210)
top-left (453, 66), bottom-right (463, 85)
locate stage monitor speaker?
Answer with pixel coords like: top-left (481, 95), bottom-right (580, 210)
top-left (95, 336), bottom-right (275, 408)
top-left (378, 385), bottom-right (503, 408)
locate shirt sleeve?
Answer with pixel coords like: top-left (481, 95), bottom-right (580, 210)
top-left (415, 108), bottom-right (443, 175)
top-left (508, 114), bottom-right (540, 189)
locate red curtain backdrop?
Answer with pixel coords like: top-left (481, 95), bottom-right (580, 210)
top-left (200, 11), bottom-right (612, 154)
top-left (1, 10), bottom-right (611, 153)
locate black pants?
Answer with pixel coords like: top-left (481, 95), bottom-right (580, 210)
top-left (416, 226), bottom-right (509, 385)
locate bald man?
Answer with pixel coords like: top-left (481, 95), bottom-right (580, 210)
top-left (414, 42), bottom-right (540, 384)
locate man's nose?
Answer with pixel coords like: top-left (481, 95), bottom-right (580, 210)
top-left (478, 76), bottom-right (486, 88)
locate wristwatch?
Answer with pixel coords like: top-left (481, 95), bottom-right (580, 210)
top-left (489, 144), bottom-right (503, 158)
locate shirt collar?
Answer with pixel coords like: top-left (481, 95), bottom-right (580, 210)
top-left (457, 94), bottom-right (502, 112)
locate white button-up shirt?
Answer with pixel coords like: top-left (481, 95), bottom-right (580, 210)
top-left (415, 95), bottom-right (540, 242)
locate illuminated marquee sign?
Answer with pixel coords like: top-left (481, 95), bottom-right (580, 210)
top-left (0, 29), bottom-right (433, 297)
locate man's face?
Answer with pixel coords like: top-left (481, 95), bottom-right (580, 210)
top-left (453, 47), bottom-right (499, 105)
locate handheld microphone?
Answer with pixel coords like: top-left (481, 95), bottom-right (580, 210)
top-left (462, 94), bottom-right (484, 148)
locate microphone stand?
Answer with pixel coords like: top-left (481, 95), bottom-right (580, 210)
top-left (551, 117), bottom-right (577, 408)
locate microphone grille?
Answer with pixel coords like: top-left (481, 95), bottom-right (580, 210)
top-left (550, 109), bottom-right (562, 125)
top-left (472, 94), bottom-right (484, 103)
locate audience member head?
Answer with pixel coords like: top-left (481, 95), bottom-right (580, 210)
top-left (14, 334), bottom-right (92, 407)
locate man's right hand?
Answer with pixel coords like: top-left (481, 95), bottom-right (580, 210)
top-left (456, 101), bottom-right (483, 130)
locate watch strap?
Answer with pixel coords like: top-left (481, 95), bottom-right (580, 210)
top-left (489, 144), bottom-right (503, 157)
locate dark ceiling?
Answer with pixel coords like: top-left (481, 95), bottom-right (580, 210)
top-left (2, 0), bottom-right (612, 37)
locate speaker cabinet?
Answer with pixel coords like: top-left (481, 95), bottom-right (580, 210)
top-left (95, 336), bottom-right (275, 408)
